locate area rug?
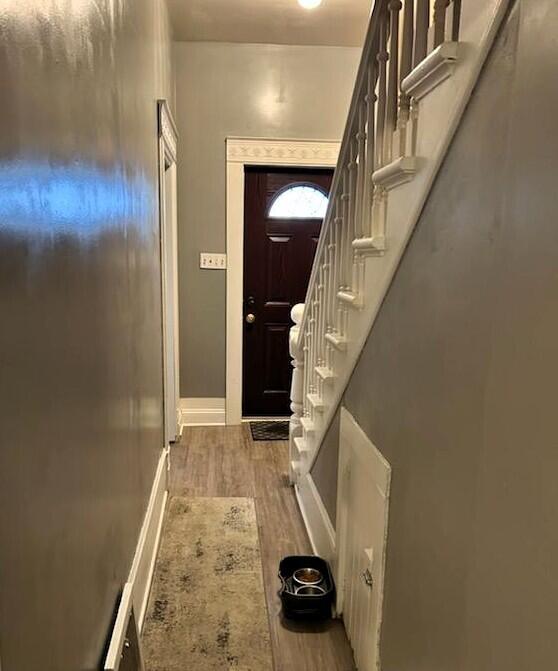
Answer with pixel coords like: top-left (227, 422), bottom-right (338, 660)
top-left (250, 420), bottom-right (289, 441)
top-left (142, 497), bottom-right (273, 671)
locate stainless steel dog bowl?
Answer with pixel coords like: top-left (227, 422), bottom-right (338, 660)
top-left (295, 584), bottom-right (327, 596)
top-left (293, 567), bottom-right (323, 586)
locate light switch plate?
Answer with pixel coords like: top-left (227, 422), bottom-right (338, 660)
top-left (200, 253), bottom-right (227, 270)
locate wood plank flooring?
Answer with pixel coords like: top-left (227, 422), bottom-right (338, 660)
top-left (170, 425), bottom-right (356, 671)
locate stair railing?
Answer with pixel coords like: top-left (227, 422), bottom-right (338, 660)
top-left (289, 0), bottom-right (463, 482)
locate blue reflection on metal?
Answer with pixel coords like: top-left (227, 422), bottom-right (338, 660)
top-left (0, 160), bottom-right (155, 238)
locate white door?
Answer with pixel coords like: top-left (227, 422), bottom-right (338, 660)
top-left (337, 408), bottom-right (391, 671)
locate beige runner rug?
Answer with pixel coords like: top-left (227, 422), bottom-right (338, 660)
top-left (142, 497), bottom-right (273, 671)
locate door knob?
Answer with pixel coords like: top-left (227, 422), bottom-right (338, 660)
top-left (245, 313), bottom-right (256, 324)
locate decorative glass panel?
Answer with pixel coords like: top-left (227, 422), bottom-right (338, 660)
top-left (268, 184), bottom-right (328, 219)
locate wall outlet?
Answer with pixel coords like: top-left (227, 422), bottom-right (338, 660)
top-left (200, 253), bottom-right (227, 270)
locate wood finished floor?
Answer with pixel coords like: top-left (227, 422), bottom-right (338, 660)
top-left (170, 425), bottom-right (356, 671)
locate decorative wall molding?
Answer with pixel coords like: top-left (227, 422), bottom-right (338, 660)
top-left (226, 137), bottom-right (340, 166)
top-left (127, 447), bottom-right (168, 632)
top-left (295, 472), bottom-right (336, 569)
top-left (179, 397), bottom-right (226, 427)
top-left (225, 137), bottom-right (340, 425)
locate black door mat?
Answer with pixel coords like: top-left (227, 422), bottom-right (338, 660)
top-left (250, 421), bottom-right (290, 442)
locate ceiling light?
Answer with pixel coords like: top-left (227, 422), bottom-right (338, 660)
top-left (298, 0), bottom-right (323, 9)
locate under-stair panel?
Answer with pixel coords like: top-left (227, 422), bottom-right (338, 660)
top-left (336, 408), bottom-right (391, 671)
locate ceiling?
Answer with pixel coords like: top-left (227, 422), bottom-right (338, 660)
top-left (167, 0), bottom-right (372, 47)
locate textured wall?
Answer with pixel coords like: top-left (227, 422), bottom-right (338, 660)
top-left (313, 1), bottom-right (558, 668)
top-left (173, 41), bottom-right (361, 397)
top-left (0, 1), bottom-right (172, 668)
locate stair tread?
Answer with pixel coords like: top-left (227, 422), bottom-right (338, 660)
top-left (290, 460), bottom-right (301, 477)
top-left (307, 393), bottom-right (326, 411)
top-left (372, 155), bottom-right (418, 190)
top-left (315, 366), bottom-right (335, 381)
top-left (352, 235), bottom-right (386, 253)
top-left (294, 436), bottom-right (310, 456)
top-left (325, 332), bottom-right (347, 351)
top-left (337, 290), bottom-right (361, 308)
top-left (300, 416), bottom-right (316, 432)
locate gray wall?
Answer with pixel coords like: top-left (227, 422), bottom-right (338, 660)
top-left (311, 409), bottom-right (340, 525)
top-left (0, 1), bottom-right (172, 668)
top-left (174, 41), bottom-right (361, 397)
top-left (313, 1), bottom-right (558, 668)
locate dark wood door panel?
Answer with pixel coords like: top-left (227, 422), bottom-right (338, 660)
top-left (263, 324), bottom-right (291, 392)
top-left (243, 167), bottom-right (333, 417)
top-left (266, 235), bottom-right (291, 302)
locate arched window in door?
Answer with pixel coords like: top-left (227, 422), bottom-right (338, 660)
top-left (268, 183), bottom-right (329, 219)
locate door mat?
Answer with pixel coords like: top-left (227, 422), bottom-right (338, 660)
top-left (250, 420), bottom-right (290, 441)
top-left (142, 497), bottom-right (273, 671)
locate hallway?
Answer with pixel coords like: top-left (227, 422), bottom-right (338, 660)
top-left (165, 426), bottom-right (355, 671)
top-left (3, 1), bottom-right (558, 668)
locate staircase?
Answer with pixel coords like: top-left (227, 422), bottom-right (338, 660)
top-left (289, 0), bottom-right (510, 500)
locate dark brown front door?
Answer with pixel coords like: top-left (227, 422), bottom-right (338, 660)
top-left (243, 167), bottom-right (334, 417)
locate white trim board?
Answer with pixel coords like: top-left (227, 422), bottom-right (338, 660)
top-left (104, 583), bottom-right (145, 670)
top-left (157, 99), bottom-right (180, 446)
top-left (127, 446), bottom-right (168, 632)
top-left (225, 137), bottom-right (340, 426)
top-left (294, 472), bottom-right (336, 570)
top-left (179, 397), bottom-right (226, 427)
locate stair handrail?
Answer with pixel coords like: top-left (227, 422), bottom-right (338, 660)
top-left (290, 0), bottom-right (466, 483)
top-left (296, 0), bottom-right (386, 348)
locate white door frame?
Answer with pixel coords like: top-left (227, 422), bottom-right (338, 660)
top-left (158, 99), bottom-right (180, 445)
top-left (225, 137), bottom-right (340, 425)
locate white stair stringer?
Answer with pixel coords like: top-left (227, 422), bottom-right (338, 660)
top-left (295, 0), bottom-right (511, 477)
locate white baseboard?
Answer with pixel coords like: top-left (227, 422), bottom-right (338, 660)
top-left (127, 446), bottom-right (168, 631)
top-left (104, 582), bottom-right (136, 670)
top-left (295, 472), bottom-right (336, 570)
top-left (179, 397), bottom-right (226, 427)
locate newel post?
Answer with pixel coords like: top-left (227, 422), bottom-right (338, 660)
top-left (289, 303), bottom-right (305, 484)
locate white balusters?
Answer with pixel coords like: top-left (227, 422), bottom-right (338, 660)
top-left (396, 0), bottom-right (415, 158)
top-left (433, 0), bottom-right (450, 48)
top-left (385, 0), bottom-right (402, 165)
top-left (326, 227), bottom-right (335, 335)
top-left (341, 173), bottom-right (350, 292)
top-left (289, 0), bottom-right (463, 477)
top-left (363, 64), bottom-right (377, 239)
top-left (451, 0), bottom-right (462, 42)
top-left (415, 0), bottom-right (430, 66)
top-left (309, 299), bottom-right (316, 394)
top-left (376, 13), bottom-right (389, 169)
top-left (317, 265), bottom-right (326, 374)
top-left (347, 141), bottom-right (358, 291)
top-left (354, 111), bottom-right (365, 242)
top-left (335, 202), bottom-right (344, 330)
top-left (289, 303), bottom-right (305, 483)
